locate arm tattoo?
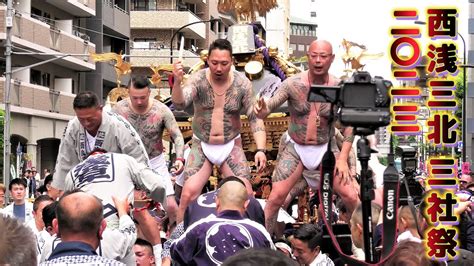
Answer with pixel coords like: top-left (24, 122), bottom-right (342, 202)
top-left (267, 80), bottom-right (290, 112)
top-left (164, 108), bottom-right (185, 158)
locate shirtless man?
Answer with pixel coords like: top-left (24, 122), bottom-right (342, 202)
top-left (172, 39), bottom-right (267, 223)
top-left (255, 40), bottom-right (358, 234)
top-left (113, 75), bottom-right (184, 222)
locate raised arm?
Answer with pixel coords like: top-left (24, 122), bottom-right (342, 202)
top-left (172, 61), bottom-right (196, 110)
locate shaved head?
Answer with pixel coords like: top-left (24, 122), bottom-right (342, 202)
top-left (308, 40), bottom-right (334, 55)
top-left (307, 39), bottom-right (335, 83)
top-left (216, 180), bottom-right (249, 211)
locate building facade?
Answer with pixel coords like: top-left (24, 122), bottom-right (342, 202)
top-left (83, 0), bottom-right (130, 99)
top-left (129, 0), bottom-right (230, 77)
top-left (0, 0), bottom-right (96, 177)
top-left (289, 0), bottom-right (317, 58)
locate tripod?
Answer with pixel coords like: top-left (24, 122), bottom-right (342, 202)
top-left (355, 127), bottom-right (377, 263)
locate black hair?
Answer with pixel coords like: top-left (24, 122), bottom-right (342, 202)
top-left (135, 238), bottom-right (154, 253)
top-left (293, 223), bottom-right (323, 250)
top-left (73, 91), bottom-right (100, 109)
top-left (129, 75), bottom-right (150, 89)
top-left (42, 201), bottom-right (58, 228)
top-left (33, 195), bottom-right (54, 212)
top-left (9, 178), bottom-right (27, 190)
top-left (208, 39), bottom-right (233, 57)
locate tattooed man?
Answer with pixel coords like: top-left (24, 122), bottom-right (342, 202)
top-left (255, 40), bottom-right (358, 234)
top-left (113, 76), bottom-right (184, 223)
top-left (172, 39), bottom-right (267, 223)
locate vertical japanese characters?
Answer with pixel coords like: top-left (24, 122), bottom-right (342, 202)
top-left (390, 7), bottom-right (461, 262)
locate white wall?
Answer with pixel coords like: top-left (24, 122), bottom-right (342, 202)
top-left (54, 78), bottom-right (72, 93)
top-left (12, 67), bottom-right (30, 83)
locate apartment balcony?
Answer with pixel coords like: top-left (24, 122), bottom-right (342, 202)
top-left (0, 7), bottom-right (95, 71)
top-left (45, 0), bottom-right (96, 17)
top-left (130, 43), bottom-right (200, 67)
top-left (0, 77), bottom-right (76, 117)
top-left (131, 10), bottom-right (206, 39)
top-left (103, 0), bottom-right (130, 37)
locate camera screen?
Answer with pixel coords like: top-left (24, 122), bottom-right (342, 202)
top-left (308, 85), bottom-right (339, 103)
top-left (342, 84), bottom-right (376, 108)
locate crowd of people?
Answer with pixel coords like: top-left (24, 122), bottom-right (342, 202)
top-left (1, 38), bottom-right (474, 265)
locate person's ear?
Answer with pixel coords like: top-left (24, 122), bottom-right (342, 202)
top-left (244, 199), bottom-right (250, 210)
top-left (356, 223), bottom-right (363, 236)
top-left (149, 254), bottom-right (156, 265)
top-left (53, 218), bottom-right (60, 236)
top-left (98, 219), bottom-right (107, 239)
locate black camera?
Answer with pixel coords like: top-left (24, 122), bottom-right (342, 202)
top-left (395, 145), bottom-right (423, 205)
top-left (307, 71), bottom-right (392, 129)
top-left (395, 146), bottom-right (417, 175)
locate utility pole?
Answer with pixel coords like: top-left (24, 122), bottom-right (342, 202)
top-left (3, 0), bottom-right (13, 201)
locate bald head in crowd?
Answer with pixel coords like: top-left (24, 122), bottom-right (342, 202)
top-left (216, 179), bottom-right (249, 214)
top-left (350, 202), bottom-right (382, 250)
top-left (54, 190), bottom-right (106, 249)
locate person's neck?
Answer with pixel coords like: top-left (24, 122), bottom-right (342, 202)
top-left (13, 199), bottom-right (25, 205)
top-left (217, 207), bottom-right (245, 216)
top-left (307, 250), bottom-right (320, 265)
top-left (61, 234), bottom-right (99, 250)
top-left (35, 220), bottom-right (44, 231)
top-left (86, 128), bottom-right (98, 137)
top-left (408, 228), bottom-right (421, 239)
top-left (308, 72), bottom-right (329, 85)
top-left (208, 69), bottom-right (232, 86)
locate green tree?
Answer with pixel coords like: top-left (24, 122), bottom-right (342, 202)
top-left (454, 72), bottom-right (464, 131)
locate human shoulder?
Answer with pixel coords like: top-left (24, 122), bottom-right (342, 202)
top-left (186, 69), bottom-right (207, 85)
top-left (113, 99), bottom-right (130, 112)
top-left (106, 111), bottom-right (132, 127)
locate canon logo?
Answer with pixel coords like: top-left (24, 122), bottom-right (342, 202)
top-left (386, 190), bottom-right (395, 220)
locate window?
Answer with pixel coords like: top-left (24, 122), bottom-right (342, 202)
top-left (290, 43), bottom-right (297, 51)
top-left (132, 0), bottom-right (156, 11)
top-left (298, 44), bottom-right (305, 51)
top-left (42, 73), bottom-right (51, 87)
top-left (310, 11), bottom-right (316, 17)
top-left (291, 25), bottom-right (298, 35)
top-left (30, 70), bottom-right (50, 87)
top-left (30, 69), bottom-right (41, 85)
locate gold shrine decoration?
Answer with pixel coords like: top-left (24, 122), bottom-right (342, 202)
top-left (340, 38), bottom-right (383, 74)
top-left (91, 52), bottom-right (132, 86)
top-left (149, 64), bottom-right (174, 86)
top-left (218, 0), bottom-right (278, 23)
top-left (149, 64), bottom-right (174, 101)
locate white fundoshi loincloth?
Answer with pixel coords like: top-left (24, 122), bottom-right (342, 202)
top-left (198, 134), bottom-right (241, 166)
